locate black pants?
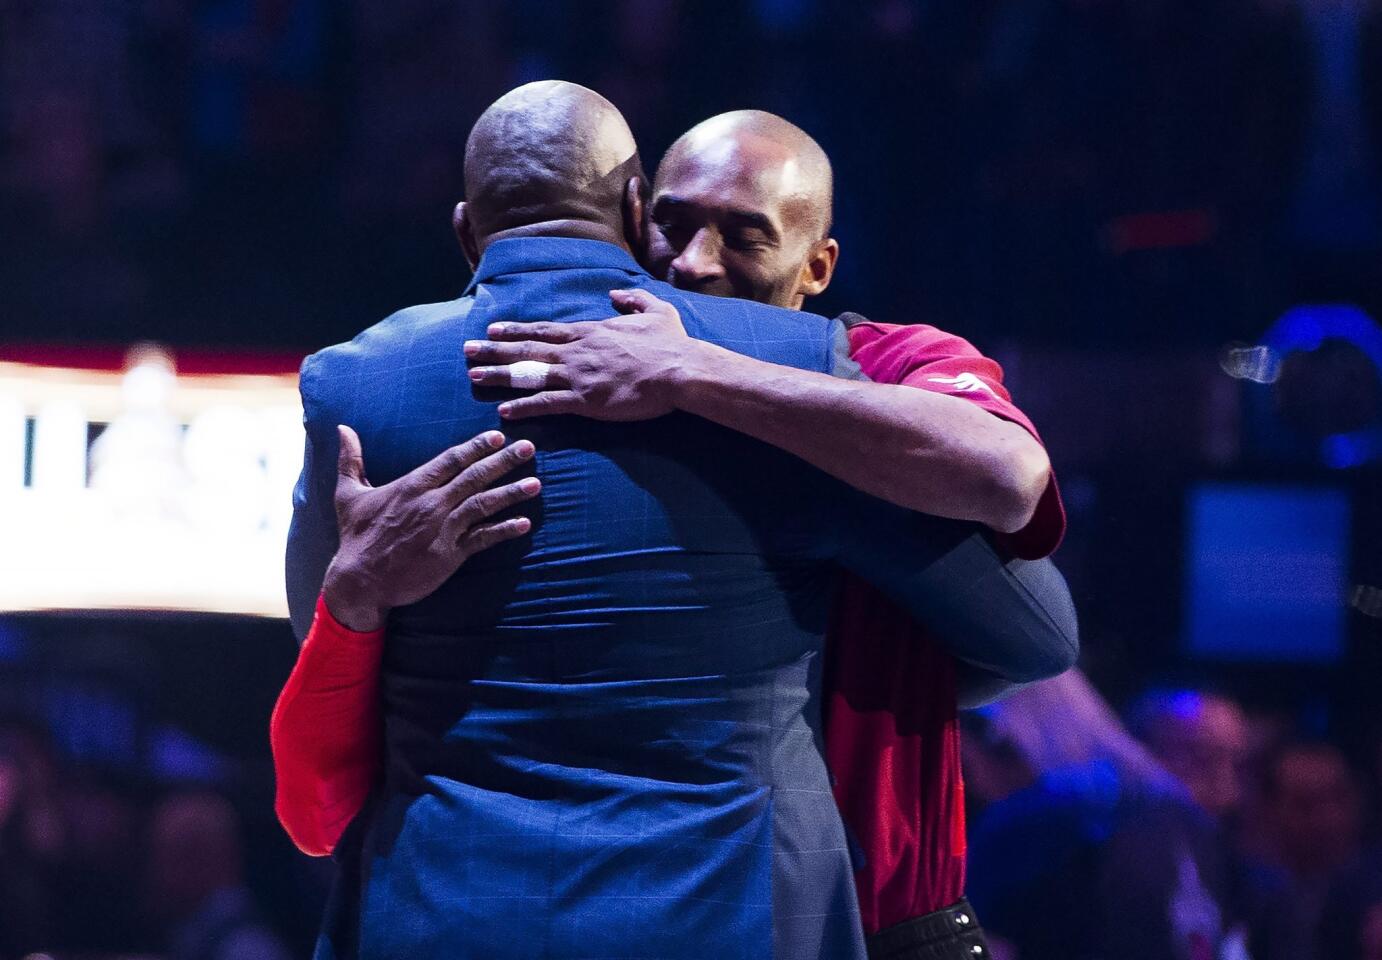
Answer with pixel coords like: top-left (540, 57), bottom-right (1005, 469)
top-left (865, 898), bottom-right (992, 960)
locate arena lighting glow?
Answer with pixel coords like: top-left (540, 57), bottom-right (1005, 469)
top-left (0, 348), bottom-right (304, 616)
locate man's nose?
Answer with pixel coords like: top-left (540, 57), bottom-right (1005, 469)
top-left (671, 230), bottom-right (725, 285)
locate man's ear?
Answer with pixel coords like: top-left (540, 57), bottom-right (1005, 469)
top-left (798, 237), bottom-right (840, 299)
top-left (622, 176), bottom-right (648, 264)
top-left (454, 201), bottom-right (480, 270)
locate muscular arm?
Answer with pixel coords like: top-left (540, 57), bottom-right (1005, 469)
top-left (469, 290), bottom-right (1049, 533)
top-left (468, 292), bottom-right (1075, 682)
top-left (948, 556), bottom-right (1077, 705)
top-left (834, 511), bottom-right (1078, 684)
top-left (669, 336), bottom-right (1049, 532)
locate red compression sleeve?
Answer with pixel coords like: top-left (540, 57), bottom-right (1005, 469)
top-left (270, 593), bottom-right (385, 856)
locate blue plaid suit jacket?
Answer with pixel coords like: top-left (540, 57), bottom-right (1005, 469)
top-left (286, 238), bottom-right (1074, 959)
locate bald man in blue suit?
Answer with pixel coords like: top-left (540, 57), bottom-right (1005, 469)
top-left (286, 81), bottom-right (1077, 959)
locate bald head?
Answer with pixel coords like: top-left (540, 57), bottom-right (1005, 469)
top-left (649, 110), bottom-right (838, 309)
top-left (660, 110), bottom-right (833, 238)
top-left (463, 81), bottom-right (646, 243)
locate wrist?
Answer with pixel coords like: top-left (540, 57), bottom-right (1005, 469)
top-left (667, 339), bottom-right (733, 411)
top-left (321, 560), bottom-right (389, 633)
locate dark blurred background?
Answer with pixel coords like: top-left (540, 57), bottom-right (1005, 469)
top-left (1, 0), bottom-right (1380, 957)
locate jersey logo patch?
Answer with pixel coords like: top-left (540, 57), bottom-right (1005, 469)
top-left (926, 373), bottom-right (997, 397)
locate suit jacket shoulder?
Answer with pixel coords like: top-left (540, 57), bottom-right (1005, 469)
top-left (637, 279), bottom-right (843, 375)
top-left (300, 298), bottom-right (475, 417)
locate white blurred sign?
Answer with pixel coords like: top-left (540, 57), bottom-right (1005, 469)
top-left (0, 348), bottom-right (303, 616)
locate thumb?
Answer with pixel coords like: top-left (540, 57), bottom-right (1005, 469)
top-left (609, 288), bottom-right (671, 317)
top-left (336, 424), bottom-right (369, 488)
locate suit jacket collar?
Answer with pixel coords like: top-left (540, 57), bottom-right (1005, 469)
top-left (465, 237), bottom-right (648, 294)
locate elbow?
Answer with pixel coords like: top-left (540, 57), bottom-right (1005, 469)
top-left (1032, 628), bottom-right (1080, 681)
top-left (1028, 607), bottom-right (1077, 682)
top-left (271, 731), bottom-right (375, 858)
top-left (275, 793), bottom-right (334, 857)
top-left (270, 721), bottom-right (338, 857)
top-left (1001, 557), bottom-right (1080, 684)
top-left (272, 745), bottom-right (354, 858)
top-left (1004, 634), bottom-right (1078, 686)
top-left (271, 752), bottom-right (329, 856)
top-left (985, 443), bottom-right (1051, 535)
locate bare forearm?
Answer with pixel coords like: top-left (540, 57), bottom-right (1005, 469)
top-left (671, 341), bottom-right (1050, 531)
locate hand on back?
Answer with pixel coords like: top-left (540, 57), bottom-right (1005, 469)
top-left (463, 288), bottom-right (696, 421)
top-left (322, 425), bottom-right (540, 631)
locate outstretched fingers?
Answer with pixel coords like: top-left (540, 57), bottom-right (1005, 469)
top-left (454, 516), bottom-right (533, 561)
top-left (465, 339), bottom-right (568, 365)
top-left (497, 391), bottom-right (583, 420)
top-left (443, 475), bottom-right (541, 542)
top-left (408, 430), bottom-right (508, 491)
top-left (437, 438), bottom-right (536, 509)
top-left (481, 321), bottom-right (600, 344)
top-left (468, 362), bottom-right (570, 390)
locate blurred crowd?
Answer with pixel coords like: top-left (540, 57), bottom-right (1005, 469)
top-left (3, 672), bottom-right (1380, 959)
top-left (0, 715), bottom-right (298, 959)
top-left (963, 675), bottom-right (1382, 960)
top-left (2, 0), bottom-right (1380, 958)
top-left (1, 0), bottom-right (1380, 349)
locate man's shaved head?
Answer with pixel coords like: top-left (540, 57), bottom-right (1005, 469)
top-left (462, 80), bottom-right (647, 246)
top-left (661, 110), bottom-right (833, 237)
top-left (649, 110), bottom-right (838, 309)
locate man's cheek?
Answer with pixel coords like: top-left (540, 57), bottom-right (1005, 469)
top-left (733, 266), bottom-right (791, 308)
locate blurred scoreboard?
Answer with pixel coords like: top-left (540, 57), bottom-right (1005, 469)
top-left (0, 345), bottom-right (305, 617)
